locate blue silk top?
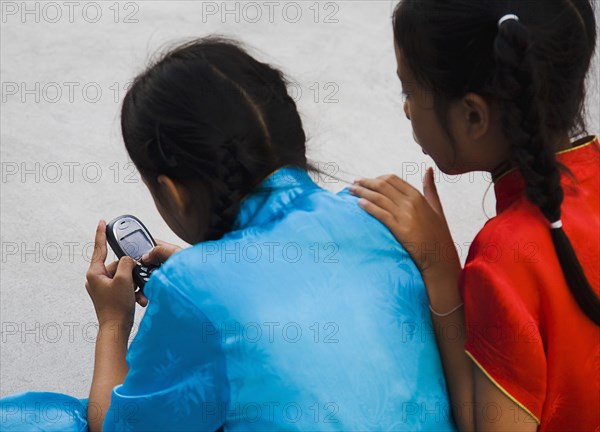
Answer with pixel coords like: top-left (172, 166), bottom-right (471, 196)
top-left (1, 166), bottom-right (456, 431)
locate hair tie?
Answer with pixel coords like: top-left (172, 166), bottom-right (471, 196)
top-left (498, 14), bottom-right (519, 28)
top-left (550, 220), bottom-right (563, 230)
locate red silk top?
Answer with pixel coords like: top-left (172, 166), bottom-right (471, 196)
top-left (460, 135), bottom-right (600, 430)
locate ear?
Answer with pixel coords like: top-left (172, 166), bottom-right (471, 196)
top-left (156, 175), bottom-right (192, 217)
top-left (459, 93), bottom-right (491, 140)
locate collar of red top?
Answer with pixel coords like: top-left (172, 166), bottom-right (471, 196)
top-left (493, 135), bottom-right (600, 214)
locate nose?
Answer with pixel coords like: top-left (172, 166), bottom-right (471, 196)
top-left (403, 100), bottom-right (411, 120)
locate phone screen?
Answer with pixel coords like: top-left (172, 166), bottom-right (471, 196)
top-left (121, 229), bottom-right (154, 260)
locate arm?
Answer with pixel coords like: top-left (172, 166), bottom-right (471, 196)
top-left (84, 220), bottom-right (137, 431)
top-left (424, 266), bottom-right (475, 431)
top-left (88, 321), bottom-right (130, 432)
top-left (473, 366), bottom-right (538, 431)
top-left (102, 269), bottom-right (229, 432)
top-left (424, 268), bottom-right (538, 431)
top-left (84, 221), bottom-right (182, 431)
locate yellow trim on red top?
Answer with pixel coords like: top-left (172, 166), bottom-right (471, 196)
top-left (555, 134), bottom-right (598, 155)
top-left (493, 135), bottom-right (598, 184)
top-left (465, 350), bottom-right (542, 425)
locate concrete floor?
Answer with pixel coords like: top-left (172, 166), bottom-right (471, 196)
top-left (1, 1), bottom-right (598, 398)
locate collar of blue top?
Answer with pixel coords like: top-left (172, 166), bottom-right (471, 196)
top-left (229, 165), bottom-right (321, 232)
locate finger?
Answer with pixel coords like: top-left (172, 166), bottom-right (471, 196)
top-left (378, 174), bottom-right (422, 198)
top-left (355, 175), bottom-right (419, 199)
top-left (105, 260), bottom-right (119, 278)
top-left (113, 256), bottom-right (136, 286)
top-left (155, 239), bottom-right (183, 249)
top-left (356, 198), bottom-right (399, 232)
top-left (141, 245), bottom-right (170, 266)
top-left (423, 167), bottom-right (445, 217)
top-left (88, 220), bottom-right (108, 276)
top-left (136, 291), bottom-right (148, 307)
top-left (352, 177), bottom-right (408, 205)
top-left (350, 184), bottom-right (407, 216)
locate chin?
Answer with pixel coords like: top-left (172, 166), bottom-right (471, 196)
top-left (429, 158), bottom-right (467, 176)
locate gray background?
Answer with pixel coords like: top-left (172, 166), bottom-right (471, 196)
top-left (1, 1), bottom-right (598, 398)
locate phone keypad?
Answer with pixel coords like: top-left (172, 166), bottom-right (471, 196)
top-left (134, 263), bottom-right (158, 288)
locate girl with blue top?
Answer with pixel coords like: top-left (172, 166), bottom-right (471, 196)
top-left (0, 38), bottom-right (456, 431)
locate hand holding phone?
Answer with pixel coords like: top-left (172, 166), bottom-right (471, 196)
top-left (140, 240), bottom-right (182, 266)
top-left (106, 215), bottom-right (160, 291)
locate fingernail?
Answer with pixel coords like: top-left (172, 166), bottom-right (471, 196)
top-left (141, 253), bottom-right (149, 263)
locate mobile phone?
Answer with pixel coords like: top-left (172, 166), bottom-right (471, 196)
top-left (106, 215), bottom-right (159, 290)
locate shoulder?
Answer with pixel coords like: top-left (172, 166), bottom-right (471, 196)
top-left (461, 200), bottom-right (555, 314)
top-left (145, 241), bottom-right (230, 294)
top-left (145, 186), bottom-right (418, 300)
top-left (466, 198), bottom-right (553, 270)
top-left (461, 204), bottom-right (550, 424)
top-left (336, 186), bottom-right (411, 245)
top-left (139, 243), bottom-right (229, 318)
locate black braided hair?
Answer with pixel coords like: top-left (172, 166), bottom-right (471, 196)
top-left (121, 36), bottom-right (309, 241)
top-left (493, 18), bottom-right (563, 223)
top-left (393, 0), bottom-right (599, 325)
top-left (494, 15), bottom-right (600, 325)
top-left (207, 137), bottom-right (252, 240)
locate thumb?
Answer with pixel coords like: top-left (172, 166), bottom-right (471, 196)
top-left (114, 256), bottom-right (136, 284)
top-left (423, 167), bottom-right (445, 216)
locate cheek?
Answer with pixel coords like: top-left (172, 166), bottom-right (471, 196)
top-left (407, 104), bottom-right (432, 147)
top-left (409, 109), bottom-right (459, 172)
top-left (150, 192), bottom-right (185, 239)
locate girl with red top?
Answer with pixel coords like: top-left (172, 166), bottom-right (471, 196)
top-left (349, 0), bottom-right (599, 430)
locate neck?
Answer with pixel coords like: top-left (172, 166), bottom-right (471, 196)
top-left (490, 132), bottom-right (577, 183)
top-left (553, 132), bottom-right (574, 152)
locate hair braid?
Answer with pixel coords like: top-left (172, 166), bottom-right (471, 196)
top-left (494, 16), bottom-right (600, 325)
top-left (204, 137), bottom-right (254, 240)
top-left (201, 53), bottom-right (309, 240)
top-left (494, 18), bottom-right (563, 222)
